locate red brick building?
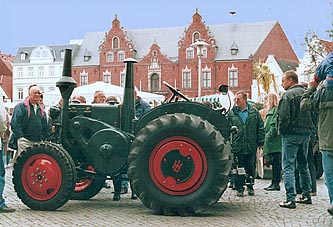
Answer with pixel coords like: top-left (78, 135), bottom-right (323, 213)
top-left (72, 9), bottom-right (298, 99)
top-left (0, 52), bottom-right (15, 101)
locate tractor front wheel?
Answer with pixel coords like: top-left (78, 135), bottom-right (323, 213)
top-left (12, 142), bottom-right (76, 210)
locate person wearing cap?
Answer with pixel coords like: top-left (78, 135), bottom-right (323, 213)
top-left (301, 53), bottom-right (333, 215)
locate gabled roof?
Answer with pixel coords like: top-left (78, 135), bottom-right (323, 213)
top-left (210, 21), bottom-right (276, 60)
top-left (0, 53), bottom-right (15, 69)
top-left (276, 59), bottom-right (298, 72)
top-left (15, 44), bottom-right (79, 64)
top-left (73, 21), bottom-right (277, 65)
top-left (126, 26), bottom-right (185, 61)
top-left (73, 32), bottom-right (105, 66)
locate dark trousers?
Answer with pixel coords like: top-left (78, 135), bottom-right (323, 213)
top-left (269, 152), bottom-right (282, 184)
top-left (235, 153), bottom-right (256, 191)
top-left (296, 140), bottom-right (317, 193)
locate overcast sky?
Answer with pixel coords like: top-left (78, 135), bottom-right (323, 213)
top-left (0, 0), bottom-right (331, 58)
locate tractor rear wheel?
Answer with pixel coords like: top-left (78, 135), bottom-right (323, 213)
top-left (12, 142), bottom-right (76, 210)
top-left (128, 113), bottom-right (232, 216)
top-left (71, 164), bottom-right (106, 200)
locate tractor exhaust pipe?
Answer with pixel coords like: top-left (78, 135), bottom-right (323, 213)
top-left (121, 58), bottom-right (138, 132)
top-left (56, 49), bottom-right (77, 147)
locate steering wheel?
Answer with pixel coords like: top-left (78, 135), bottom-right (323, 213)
top-left (163, 81), bottom-right (190, 102)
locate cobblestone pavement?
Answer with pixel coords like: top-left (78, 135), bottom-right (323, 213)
top-left (2, 167), bottom-right (333, 227)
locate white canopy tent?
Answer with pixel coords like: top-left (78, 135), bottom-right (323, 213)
top-left (44, 81), bottom-right (165, 106)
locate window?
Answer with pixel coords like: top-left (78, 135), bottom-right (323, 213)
top-left (20, 53), bottom-right (26, 60)
top-left (103, 71), bottom-right (111, 83)
top-left (228, 66), bottom-right (238, 87)
top-left (120, 71), bottom-right (126, 87)
top-left (202, 69), bottom-right (211, 88)
top-left (106, 52), bottom-right (114, 62)
top-left (118, 52), bottom-right (125, 62)
top-left (49, 66), bottom-right (55, 77)
top-left (202, 48), bottom-right (207, 58)
top-left (18, 88), bottom-right (24, 100)
top-left (28, 67), bottom-right (34, 77)
top-left (38, 67), bottom-right (44, 77)
top-left (150, 59), bottom-right (159, 69)
top-left (36, 51), bottom-right (41, 58)
top-left (80, 72), bottom-right (88, 86)
top-left (150, 74), bottom-right (160, 91)
top-left (186, 48), bottom-right (194, 59)
top-left (182, 71), bottom-right (191, 88)
top-left (17, 67), bottom-right (23, 78)
top-left (152, 50), bottom-right (157, 57)
top-left (60, 50), bottom-right (65, 59)
top-left (42, 51), bottom-right (48, 58)
top-left (193, 32), bottom-right (200, 42)
top-left (112, 37), bottom-right (119, 49)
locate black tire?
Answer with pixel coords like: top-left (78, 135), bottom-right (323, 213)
top-left (71, 164), bottom-right (106, 200)
top-left (128, 113), bottom-right (232, 216)
top-left (12, 142), bottom-right (76, 210)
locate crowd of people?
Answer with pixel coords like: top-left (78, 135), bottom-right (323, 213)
top-left (1, 53), bottom-right (333, 216)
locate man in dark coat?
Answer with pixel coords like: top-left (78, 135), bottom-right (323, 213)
top-left (277, 70), bottom-right (313, 209)
top-left (10, 84), bottom-right (48, 158)
top-left (227, 91), bottom-right (265, 197)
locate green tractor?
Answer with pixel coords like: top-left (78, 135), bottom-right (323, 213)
top-left (12, 49), bottom-right (233, 216)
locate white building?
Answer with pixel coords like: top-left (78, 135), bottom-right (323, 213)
top-left (12, 44), bottom-right (80, 106)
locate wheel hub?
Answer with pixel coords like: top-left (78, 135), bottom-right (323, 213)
top-left (149, 136), bottom-right (207, 196)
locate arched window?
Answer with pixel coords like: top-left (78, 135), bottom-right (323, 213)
top-left (150, 74), bottom-right (160, 92)
top-left (112, 37), bottom-right (119, 49)
top-left (193, 32), bottom-right (200, 42)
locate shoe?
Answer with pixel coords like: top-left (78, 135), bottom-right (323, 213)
top-left (0, 205), bottom-right (15, 213)
top-left (120, 187), bottom-right (128, 194)
top-left (279, 201), bottom-right (296, 209)
top-left (327, 206), bottom-right (333, 215)
top-left (131, 193), bottom-right (138, 200)
top-left (248, 187), bottom-right (255, 196)
top-left (237, 190), bottom-right (244, 197)
top-left (113, 194), bottom-right (121, 201)
top-left (264, 184), bottom-right (280, 191)
top-left (104, 182), bottom-right (111, 189)
top-left (296, 196), bottom-right (312, 204)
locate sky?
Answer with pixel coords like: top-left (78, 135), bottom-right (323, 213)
top-left (0, 0), bottom-right (332, 58)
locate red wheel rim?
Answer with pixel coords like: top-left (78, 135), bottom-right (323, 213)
top-left (149, 136), bottom-right (207, 195)
top-left (21, 154), bottom-right (62, 201)
top-left (74, 165), bottom-right (94, 192)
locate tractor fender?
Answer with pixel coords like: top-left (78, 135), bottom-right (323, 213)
top-left (135, 102), bottom-right (231, 140)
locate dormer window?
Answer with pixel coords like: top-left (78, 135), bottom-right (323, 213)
top-left (20, 52), bottom-right (27, 60)
top-left (84, 50), bottom-right (91, 61)
top-left (230, 41), bottom-right (239, 55)
top-left (60, 50), bottom-right (65, 59)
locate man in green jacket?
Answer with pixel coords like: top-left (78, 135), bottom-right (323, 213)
top-left (227, 91), bottom-right (265, 197)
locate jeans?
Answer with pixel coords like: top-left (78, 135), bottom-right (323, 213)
top-left (322, 150), bottom-right (333, 205)
top-left (282, 134), bottom-right (312, 202)
top-left (0, 149), bottom-right (6, 209)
